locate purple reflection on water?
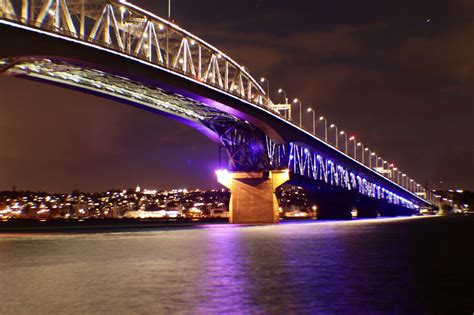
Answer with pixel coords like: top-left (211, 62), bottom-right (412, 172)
top-left (0, 217), bottom-right (471, 314)
top-left (191, 220), bottom-right (429, 313)
top-left (194, 226), bottom-right (260, 313)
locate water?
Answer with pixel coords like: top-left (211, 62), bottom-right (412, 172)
top-left (0, 216), bottom-right (473, 314)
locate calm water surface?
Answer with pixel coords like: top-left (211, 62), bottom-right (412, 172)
top-left (0, 216), bottom-right (473, 314)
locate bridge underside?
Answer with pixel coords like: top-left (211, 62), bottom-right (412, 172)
top-left (289, 174), bottom-right (418, 219)
top-left (0, 57), bottom-right (283, 172)
top-left (0, 57), bottom-right (425, 223)
top-left (0, 22), bottom-right (432, 224)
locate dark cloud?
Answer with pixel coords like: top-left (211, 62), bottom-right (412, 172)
top-left (393, 27), bottom-right (474, 86)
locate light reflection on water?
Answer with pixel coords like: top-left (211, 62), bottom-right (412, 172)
top-left (0, 216), bottom-right (473, 314)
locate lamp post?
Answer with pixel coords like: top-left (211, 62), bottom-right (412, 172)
top-left (402, 173), bottom-right (406, 188)
top-left (357, 142), bottom-right (364, 164)
top-left (349, 136), bottom-right (356, 159)
top-left (260, 77), bottom-right (270, 97)
top-left (278, 88), bottom-right (291, 120)
top-left (392, 167), bottom-right (399, 184)
top-left (410, 179), bottom-right (414, 192)
top-left (330, 123), bottom-right (338, 149)
top-left (307, 108), bottom-right (316, 135)
top-left (168, 0), bottom-right (171, 19)
top-left (340, 130), bottom-right (348, 154)
top-left (293, 98), bottom-right (302, 128)
top-left (377, 157), bottom-right (382, 168)
top-left (364, 148), bottom-right (371, 167)
top-left (382, 160), bottom-right (388, 177)
top-left (389, 164), bottom-right (395, 180)
top-left (319, 116), bottom-right (327, 142)
top-left (278, 88), bottom-right (288, 103)
top-left (370, 152), bottom-right (376, 168)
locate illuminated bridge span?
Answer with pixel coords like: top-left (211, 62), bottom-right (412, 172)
top-left (0, 0), bottom-right (434, 223)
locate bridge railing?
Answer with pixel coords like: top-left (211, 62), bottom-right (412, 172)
top-left (0, 0), bottom-right (273, 109)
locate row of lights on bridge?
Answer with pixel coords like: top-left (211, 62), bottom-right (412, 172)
top-left (259, 77), bottom-right (426, 196)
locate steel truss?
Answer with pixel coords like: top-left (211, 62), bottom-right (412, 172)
top-left (0, 0), bottom-right (269, 106)
top-left (206, 118), bottom-right (286, 171)
top-left (287, 143), bottom-right (416, 209)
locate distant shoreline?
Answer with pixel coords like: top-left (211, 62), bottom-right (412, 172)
top-left (1, 215), bottom-right (470, 234)
top-left (0, 218), bottom-right (230, 233)
top-left (0, 217), bottom-right (326, 233)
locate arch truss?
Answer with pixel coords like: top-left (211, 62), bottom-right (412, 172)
top-left (0, 0), bottom-right (269, 106)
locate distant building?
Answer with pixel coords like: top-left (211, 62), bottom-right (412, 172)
top-left (123, 210), bottom-right (179, 219)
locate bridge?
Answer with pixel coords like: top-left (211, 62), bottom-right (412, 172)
top-left (0, 0), bottom-right (435, 223)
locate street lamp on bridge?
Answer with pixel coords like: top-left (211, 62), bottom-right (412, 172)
top-left (370, 151), bottom-right (376, 168)
top-left (278, 88), bottom-right (287, 103)
top-left (330, 123), bottom-right (338, 149)
top-left (293, 98), bottom-right (302, 128)
top-left (364, 147), bottom-right (371, 166)
top-left (340, 130), bottom-right (348, 154)
top-left (277, 88), bottom-right (291, 120)
top-left (357, 142), bottom-right (364, 164)
top-left (168, 0), bottom-right (171, 19)
top-left (381, 160), bottom-right (388, 177)
top-left (260, 77), bottom-right (270, 98)
top-left (319, 116), bottom-right (328, 142)
top-left (402, 173), bottom-right (407, 188)
top-left (307, 107), bottom-right (316, 135)
top-left (392, 166), bottom-right (399, 184)
top-left (349, 136), bottom-right (356, 159)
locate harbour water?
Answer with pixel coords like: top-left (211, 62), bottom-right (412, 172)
top-left (0, 216), bottom-right (473, 314)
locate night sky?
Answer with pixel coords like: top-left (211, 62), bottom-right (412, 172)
top-left (0, 0), bottom-right (473, 193)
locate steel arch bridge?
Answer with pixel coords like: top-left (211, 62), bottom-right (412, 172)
top-left (0, 0), bottom-right (434, 222)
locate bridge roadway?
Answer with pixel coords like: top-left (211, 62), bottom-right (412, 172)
top-left (0, 0), bottom-right (433, 223)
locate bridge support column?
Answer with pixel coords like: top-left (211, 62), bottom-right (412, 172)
top-left (379, 203), bottom-right (398, 217)
top-left (217, 170), bottom-right (289, 224)
top-left (378, 203), bottom-right (417, 217)
top-left (308, 191), bottom-right (355, 220)
top-left (355, 197), bottom-right (380, 218)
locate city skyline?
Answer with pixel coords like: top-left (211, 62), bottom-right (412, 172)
top-left (0, 0), bottom-right (473, 192)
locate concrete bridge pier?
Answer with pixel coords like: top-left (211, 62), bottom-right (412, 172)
top-left (379, 202), bottom-right (399, 217)
top-left (355, 197), bottom-right (380, 218)
top-left (216, 169), bottom-right (289, 224)
top-left (309, 190), bottom-right (354, 220)
top-left (379, 203), bottom-right (418, 217)
top-left (395, 206), bottom-right (418, 217)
